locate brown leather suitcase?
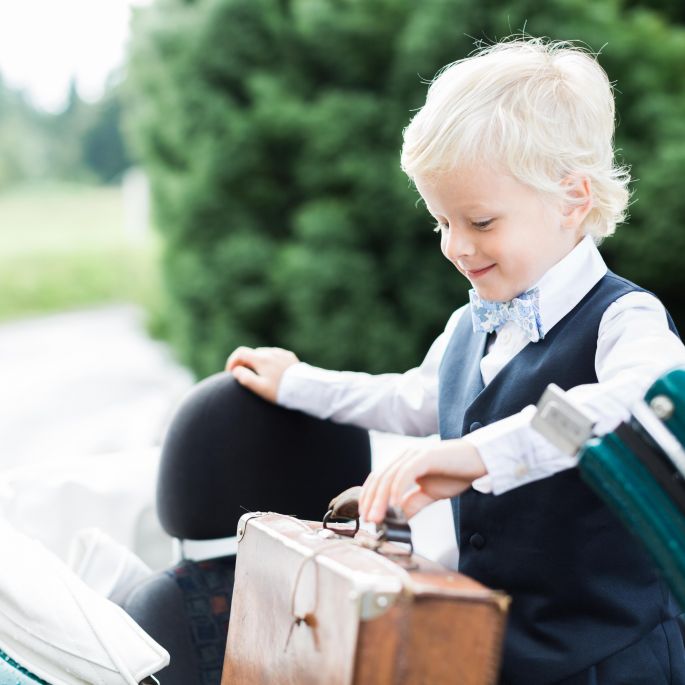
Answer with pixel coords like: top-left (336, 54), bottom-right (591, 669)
top-left (221, 509), bottom-right (509, 685)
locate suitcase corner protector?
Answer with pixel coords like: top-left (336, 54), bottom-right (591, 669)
top-left (237, 511), bottom-right (266, 540)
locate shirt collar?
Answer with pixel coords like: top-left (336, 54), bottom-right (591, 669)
top-left (532, 234), bottom-right (607, 336)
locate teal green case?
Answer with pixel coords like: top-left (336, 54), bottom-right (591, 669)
top-left (579, 367), bottom-right (685, 607)
top-left (0, 649), bottom-right (49, 685)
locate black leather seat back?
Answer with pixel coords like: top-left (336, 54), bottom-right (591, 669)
top-left (157, 373), bottom-right (371, 540)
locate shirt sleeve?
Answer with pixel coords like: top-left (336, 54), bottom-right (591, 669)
top-left (276, 307), bottom-right (466, 436)
top-left (465, 291), bottom-right (685, 494)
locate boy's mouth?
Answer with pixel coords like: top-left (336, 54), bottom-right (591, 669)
top-left (464, 264), bottom-right (495, 279)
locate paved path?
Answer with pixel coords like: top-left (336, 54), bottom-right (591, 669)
top-left (0, 306), bottom-right (194, 568)
top-left (0, 305), bottom-right (194, 471)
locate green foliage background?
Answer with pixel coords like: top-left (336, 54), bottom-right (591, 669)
top-left (126, 0), bottom-right (685, 379)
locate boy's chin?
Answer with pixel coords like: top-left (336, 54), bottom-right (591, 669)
top-left (472, 286), bottom-right (511, 303)
top-left (472, 280), bottom-right (528, 303)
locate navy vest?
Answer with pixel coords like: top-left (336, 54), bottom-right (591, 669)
top-left (439, 272), bottom-right (681, 684)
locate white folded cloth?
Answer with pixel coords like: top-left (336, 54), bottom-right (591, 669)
top-left (0, 447), bottom-right (171, 571)
top-left (0, 516), bottom-right (169, 685)
top-left (67, 527), bottom-right (154, 606)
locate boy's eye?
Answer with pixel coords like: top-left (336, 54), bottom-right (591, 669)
top-left (433, 219), bottom-right (493, 233)
top-left (471, 219), bottom-right (494, 230)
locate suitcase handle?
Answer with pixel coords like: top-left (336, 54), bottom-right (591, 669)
top-left (325, 486), bottom-right (414, 552)
top-left (322, 507), bottom-right (360, 537)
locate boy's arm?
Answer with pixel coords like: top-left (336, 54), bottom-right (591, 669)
top-left (465, 290), bottom-right (685, 494)
top-left (226, 306), bottom-right (467, 437)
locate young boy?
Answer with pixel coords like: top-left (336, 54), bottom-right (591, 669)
top-left (226, 38), bottom-right (685, 683)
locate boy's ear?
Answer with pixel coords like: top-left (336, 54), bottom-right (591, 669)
top-left (561, 174), bottom-right (593, 230)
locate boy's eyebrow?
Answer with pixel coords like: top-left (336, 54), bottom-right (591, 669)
top-left (464, 205), bottom-right (498, 214)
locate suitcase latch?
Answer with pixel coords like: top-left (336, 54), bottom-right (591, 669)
top-left (376, 505), bottom-right (413, 554)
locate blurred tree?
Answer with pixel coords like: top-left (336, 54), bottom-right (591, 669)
top-left (126, 0), bottom-right (685, 379)
top-left (0, 75), bottom-right (132, 187)
top-left (45, 78), bottom-right (94, 180)
top-left (82, 85), bottom-right (133, 183)
top-left (0, 75), bottom-right (51, 185)
top-left (623, 0), bottom-right (685, 24)
top-left (125, 0), bottom-right (469, 377)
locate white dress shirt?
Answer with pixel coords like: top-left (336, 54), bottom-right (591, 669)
top-left (278, 235), bottom-right (685, 494)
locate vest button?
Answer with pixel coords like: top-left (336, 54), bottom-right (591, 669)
top-left (469, 421), bottom-right (482, 432)
top-left (469, 533), bottom-right (486, 550)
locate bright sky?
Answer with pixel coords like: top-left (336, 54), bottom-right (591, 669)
top-left (0, 0), bottom-right (152, 112)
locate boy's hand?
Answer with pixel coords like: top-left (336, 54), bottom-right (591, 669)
top-left (225, 346), bottom-right (299, 403)
top-left (359, 439), bottom-right (487, 524)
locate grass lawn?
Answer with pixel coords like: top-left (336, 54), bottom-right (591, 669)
top-left (0, 182), bottom-right (163, 322)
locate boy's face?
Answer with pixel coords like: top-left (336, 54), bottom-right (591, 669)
top-left (414, 166), bottom-right (582, 302)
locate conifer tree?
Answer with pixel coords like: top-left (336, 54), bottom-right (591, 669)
top-left (126, 0), bottom-right (685, 377)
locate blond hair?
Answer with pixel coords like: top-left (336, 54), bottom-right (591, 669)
top-left (400, 37), bottom-right (630, 241)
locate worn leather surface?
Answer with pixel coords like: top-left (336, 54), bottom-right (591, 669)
top-left (222, 514), bottom-right (509, 685)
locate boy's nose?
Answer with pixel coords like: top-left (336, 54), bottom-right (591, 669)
top-left (441, 227), bottom-right (475, 264)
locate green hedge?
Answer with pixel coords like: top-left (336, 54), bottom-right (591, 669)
top-left (126, 0), bottom-right (685, 378)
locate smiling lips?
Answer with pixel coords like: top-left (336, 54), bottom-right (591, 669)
top-left (463, 264), bottom-right (495, 279)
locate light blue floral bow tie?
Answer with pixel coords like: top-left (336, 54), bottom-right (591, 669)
top-left (469, 287), bottom-right (545, 342)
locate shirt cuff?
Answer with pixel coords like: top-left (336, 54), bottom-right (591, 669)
top-left (462, 405), bottom-right (578, 495)
top-left (277, 362), bottom-right (328, 413)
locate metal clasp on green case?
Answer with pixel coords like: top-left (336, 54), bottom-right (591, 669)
top-left (632, 400), bottom-right (685, 479)
top-left (531, 383), bottom-right (595, 455)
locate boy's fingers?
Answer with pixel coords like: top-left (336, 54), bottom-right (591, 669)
top-left (232, 365), bottom-right (271, 400)
top-left (359, 470), bottom-right (378, 520)
top-left (400, 486), bottom-right (436, 519)
top-left (231, 365), bottom-right (254, 386)
top-left (389, 454), bottom-right (428, 509)
top-left (361, 467), bottom-right (393, 522)
top-left (225, 346), bottom-right (258, 371)
top-left (366, 452), bottom-right (413, 523)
